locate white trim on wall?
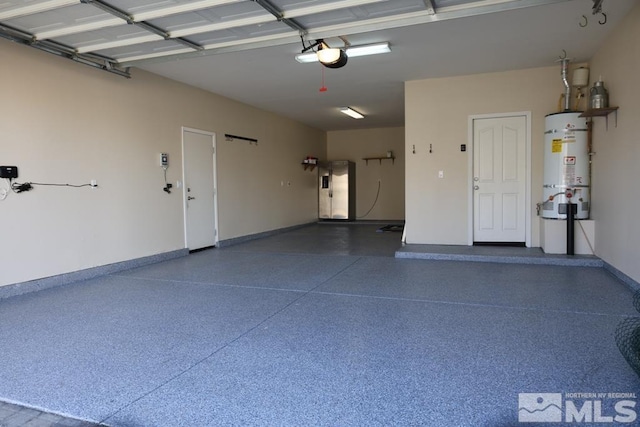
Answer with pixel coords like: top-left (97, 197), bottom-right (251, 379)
top-left (467, 111), bottom-right (532, 247)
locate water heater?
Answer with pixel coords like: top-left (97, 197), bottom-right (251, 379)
top-left (542, 112), bottom-right (590, 219)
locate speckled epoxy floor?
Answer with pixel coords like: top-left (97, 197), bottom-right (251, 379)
top-left (0, 224), bottom-right (638, 426)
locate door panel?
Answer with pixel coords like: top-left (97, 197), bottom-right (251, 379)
top-left (478, 194), bottom-right (495, 230)
top-left (331, 163), bottom-right (349, 219)
top-left (473, 116), bottom-right (526, 242)
top-left (478, 128), bottom-right (495, 181)
top-left (183, 129), bottom-right (217, 250)
top-left (503, 127), bottom-right (519, 181)
top-left (502, 193), bottom-right (519, 230)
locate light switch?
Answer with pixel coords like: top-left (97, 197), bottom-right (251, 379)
top-left (438, 170), bottom-right (444, 178)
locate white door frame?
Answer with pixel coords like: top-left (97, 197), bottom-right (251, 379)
top-left (467, 112), bottom-right (532, 247)
top-left (181, 127), bottom-right (219, 248)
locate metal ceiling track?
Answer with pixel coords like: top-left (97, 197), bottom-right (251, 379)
top-left (80, 0), bottom-right (204, 52)
top-left (423, 0), bottom-right (436, 15)
top-left (118, 0), bottom-right (573, 67)
top-left (252, 0), bottom-right (307, 34)
top-left (0, 0), bottom-right (210, 77)
top-left (0, 22), bottom-right (130, 77)
top-left (0, 0), bottom-right (575, 75)
top-left (115, 0), bottom-right (389, 64)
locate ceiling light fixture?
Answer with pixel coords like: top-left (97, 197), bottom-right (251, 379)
top-left (340, 107), bottom-right (365, 119)
top-left (345, 42), bottom-right (391, 57)
top-left (295, 42), bottom-right (390, 64)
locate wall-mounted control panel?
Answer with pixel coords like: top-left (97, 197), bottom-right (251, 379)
top-left (0, 166), bottom-right (18, 179)
top-left (160, 153), bottom-right (169, 168)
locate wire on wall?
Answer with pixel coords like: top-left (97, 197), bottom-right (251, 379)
top-left (159, 153), bottom-right (172, 194)
top-left (163, 167), bottom-right (172, 194)
top-left (1, 178), bottom-right (98, 199)
top-left (21, 182), bottom-right (94, 188)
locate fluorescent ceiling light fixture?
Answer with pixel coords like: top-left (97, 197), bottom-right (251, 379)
top-left (295, 52), bottom-right (322, 63)
top-left (345, 42), bottom-right (391, 57)
top-left (340, 107), bottom-right (365, 119)
top-left (295, 42), bottom-right (390, 63)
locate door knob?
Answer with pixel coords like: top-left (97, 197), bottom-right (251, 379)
top-left (187, 196), bottom-right (196, 200)
top-left (474, 185), bottom-right (480, 190)
top-left (474, 177), bottom-right (479, 182)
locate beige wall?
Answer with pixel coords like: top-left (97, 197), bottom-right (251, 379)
top-left (405, 65), bottom-right (578, 245)
top-left (404, 3), bottom-right (640, 284)
top-left (0, 39), bottom-right (325, 287)
top-left (589, 2), bottom-right (640, 283)
top-left (327, 128), bottom-right (405, 220)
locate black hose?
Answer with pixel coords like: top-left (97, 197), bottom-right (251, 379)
top-left (357, 180), bottom-right (381, 219)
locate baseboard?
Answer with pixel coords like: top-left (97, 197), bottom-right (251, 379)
top-left (0, 249), bottom-right (188, 300)
top-left (216, 222), bottom-right (315, 248)
top-left (603, 262), bottom-right (640, 293)
top-left (318, 219), bottom-right (405, 225)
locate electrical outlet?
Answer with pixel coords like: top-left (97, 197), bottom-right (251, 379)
top-left (438, 170), bottom-right (444, 178)
top-left (90, 179), bottom-right (97, 188)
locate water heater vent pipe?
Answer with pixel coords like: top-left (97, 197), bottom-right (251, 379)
top-left (560, 57), bottom-right (571, 111)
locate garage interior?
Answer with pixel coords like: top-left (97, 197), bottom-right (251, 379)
top-left (1, 0), bottom-right (640, 425)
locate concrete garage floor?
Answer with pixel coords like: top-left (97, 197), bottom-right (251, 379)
top-left (0, 223), bottom-right (638, 426)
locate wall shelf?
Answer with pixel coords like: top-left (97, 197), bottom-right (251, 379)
top-left (579, 107), bottom-right (619, 130)
top-left (363, 156), bottom-right (395, 165)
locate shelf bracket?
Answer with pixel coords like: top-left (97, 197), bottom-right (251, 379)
top-left (579, 107), bottom-right (619, 131)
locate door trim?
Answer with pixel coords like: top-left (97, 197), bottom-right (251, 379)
top-left (181, 127), bottom-right (219, 248)
top-left (467, 112), bottom-right (531, 247)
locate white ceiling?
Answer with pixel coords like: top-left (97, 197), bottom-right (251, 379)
top-left (1, 0), bottom-right (637, 130)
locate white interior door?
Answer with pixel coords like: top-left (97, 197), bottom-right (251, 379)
top-left (183, 128), bottom-right (217, 250)
top-left (473, 116), bottom-right (526, 243)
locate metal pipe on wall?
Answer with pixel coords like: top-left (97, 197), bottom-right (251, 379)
top-left (566, 203), bottom-right (575, 255)
top-left (560, 58), bottom-right (571, 111)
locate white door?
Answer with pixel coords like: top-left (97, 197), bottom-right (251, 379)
top-left (473, 116), bottom-right (526, 243)
top-left (183, 128), bottom-right (217, 250)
